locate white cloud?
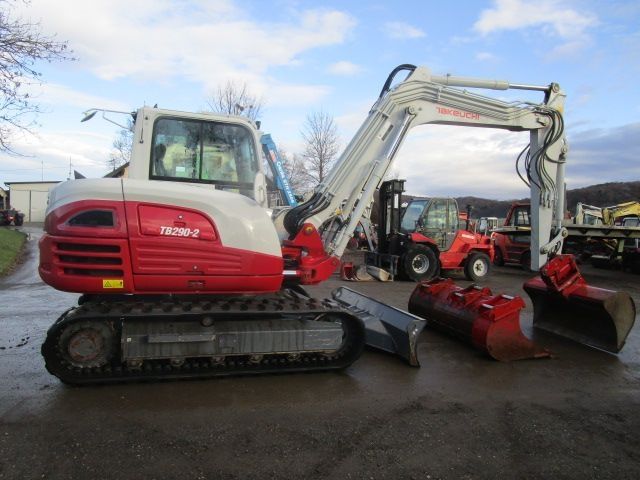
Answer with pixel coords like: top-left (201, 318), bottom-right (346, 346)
top-left (473, 0), bottom-right (598, 58)
top-left (0, 130), bottom-right (115, 183)
top-left (473, 0), bottom-right (597, 57)
top-left (474, 0), bottom-right (596, 37)
top-left (385, 122), bottom-right (640, 199)
top-left (27, 83), bottom-right (130, 111)
top-left (335, 104), bottom-right (370, 139)
top-left (17, 1), bottom-right (356, 102)
top-left (327, 61), bottom-right (362, 76)
top-left (383, 21), bottom-right (426, 40)
top-left (548, 40), bottom-right (589, 58)
top-left (394, 126), bottom-right (532, 199)
top-left (266, 82), bottom-right (331, 107)
top-left (334, 107), bottom-right (534, 200)
top-left (475, 52), bottom-right (499, 63)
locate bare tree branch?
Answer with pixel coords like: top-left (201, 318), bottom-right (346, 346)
top-left (300, 110), bottom-right (339, 186)
top-left (107, 117), bottom-right (134, 172)
top-left (206, 80), bottom-right (264, 121)
top-left (276, 144), bottom-right (311, 195)
top-left (0, 0), bottom-right (74, 153)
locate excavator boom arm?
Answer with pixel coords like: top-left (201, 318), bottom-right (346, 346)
top-left (284, 65), bottom-right (567, 271)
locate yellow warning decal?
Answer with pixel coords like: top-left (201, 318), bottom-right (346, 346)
top-left (102, 279), bottom-right (124, 289)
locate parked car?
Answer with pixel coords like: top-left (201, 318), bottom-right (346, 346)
top-left (1, 209), bottom-right (25, 226)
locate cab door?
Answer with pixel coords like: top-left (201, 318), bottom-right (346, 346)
top-left (420, 199), bottom-right (448, 249)
top-left (444, 199), bottom-right (459, 251)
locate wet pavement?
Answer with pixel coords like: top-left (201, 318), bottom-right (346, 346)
top-left (1, 226), bottom-right (639, 479)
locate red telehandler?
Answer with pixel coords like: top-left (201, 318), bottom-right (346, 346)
top-left (366, 179), bottom-right (493, 282)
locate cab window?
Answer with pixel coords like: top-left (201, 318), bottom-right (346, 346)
top-left (447, 199), bottom-right (459, 231)
top-left (513, 207), bottom-right (530, 226)
top-left (401, 200), bottom-right (427, 232)
top-left (150, 118), bottom-right (259, 193)
top-left (424, 199), bottom-right (447, 229)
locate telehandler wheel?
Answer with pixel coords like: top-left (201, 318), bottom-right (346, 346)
top-left (404, 245), bottom-right (438, 282)
top-left (464, 252), bottom-right (491, 282)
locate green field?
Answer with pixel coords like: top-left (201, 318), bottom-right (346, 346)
top-left (0, 228), bottom-right (27, 276)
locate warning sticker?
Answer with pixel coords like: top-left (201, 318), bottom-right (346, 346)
top-left (102, 279), bottom-right (124, 289)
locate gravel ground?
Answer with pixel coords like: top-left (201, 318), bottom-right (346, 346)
top-left (0, 227), bottom-right (638, 479)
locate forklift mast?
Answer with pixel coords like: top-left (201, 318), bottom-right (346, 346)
top-left (377, 179), bottom-right (405, 256)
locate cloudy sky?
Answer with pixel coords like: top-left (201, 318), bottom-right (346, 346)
top-left (1, 0), bottom-right (639, 199)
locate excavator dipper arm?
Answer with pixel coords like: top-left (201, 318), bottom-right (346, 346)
top-left (284, 65), bottom-right (568, 277)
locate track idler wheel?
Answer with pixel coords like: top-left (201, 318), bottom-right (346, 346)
top-left (523, 254), bottom-right (636, 353)
top-left (408, 278), bottom-right (549, 361)
top-left (58, 320), bottom-right (115, 368)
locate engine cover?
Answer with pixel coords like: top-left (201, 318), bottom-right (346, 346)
top-left (39, 178), bottom-right (284, 295)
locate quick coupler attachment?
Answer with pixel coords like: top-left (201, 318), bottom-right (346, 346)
top-left (523, 254), bottom-right (636, 353)
top-left (408, 278), bottom-right (549, 361)
top-left (331, 287), bottom-right (426, 366)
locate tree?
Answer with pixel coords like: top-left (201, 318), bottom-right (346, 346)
top-left (300, 110), bottom-right (339, 186)
top-left (276, 144), bottom-right (311, 196)
top-left (0, 0), bottom-right (73, 153)
top-left (206, 80), bottom-right (264, 121)
top-left (107, 118), bottom-right (134, 172)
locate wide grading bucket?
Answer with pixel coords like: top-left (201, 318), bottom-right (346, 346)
top-left (331, 287), bottom-right (426, 366)
top-left (523, 254), bottom-right (636, 353)
top-left (408, 278), bottom-right (549, 361)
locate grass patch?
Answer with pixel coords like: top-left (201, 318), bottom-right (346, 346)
top-left (0, 228), bottom-right (27, 276)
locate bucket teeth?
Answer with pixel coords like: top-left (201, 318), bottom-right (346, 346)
top-left (523, 255), bottom-right (636, 353)
top-left (409, 278), bottom-right (549, 362)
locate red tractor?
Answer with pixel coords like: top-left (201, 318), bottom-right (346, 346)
top-left (0, 209), bottom-right (25, 226)
top-left (367, 180), bottom-right (494, 282)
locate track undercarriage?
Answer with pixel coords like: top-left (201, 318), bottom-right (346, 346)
top-left (42, 290), bottom-right (366, 385)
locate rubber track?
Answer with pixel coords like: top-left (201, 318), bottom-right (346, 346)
top-left (41, 291), bottom-right (366, 385)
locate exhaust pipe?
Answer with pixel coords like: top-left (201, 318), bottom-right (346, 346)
top-left (523, 254), bottom-right (636, 353)
top-left (408, 278), bottom-right (549, 361)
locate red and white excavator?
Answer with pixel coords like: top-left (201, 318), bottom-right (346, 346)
top-left (39, 64), bottom-right (635, 383)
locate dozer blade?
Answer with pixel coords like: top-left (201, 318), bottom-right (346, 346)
top-left (408, 278), bottom-right (549, 362)
top-left (331, 287), bottom-right (426, 366)
top-left (523, 254), bottom-right (636, 353)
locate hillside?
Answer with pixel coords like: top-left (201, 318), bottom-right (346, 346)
top-left (392, 181), bottom-right (640, 220)
top-left (457, 181), bottom-right (640, 218)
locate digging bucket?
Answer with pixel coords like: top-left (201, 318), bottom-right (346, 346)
top-left (523, 254), bottom-right (636, 353)
top-left (331, 287), bottom-right (426, 366)
top-left (408, 278), bottom-right (549, 361)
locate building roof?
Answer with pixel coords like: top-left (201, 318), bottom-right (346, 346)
top-left (4, 181), bottom-right (62, 185)
top-left (104, 162), bottom-right (130, 178)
